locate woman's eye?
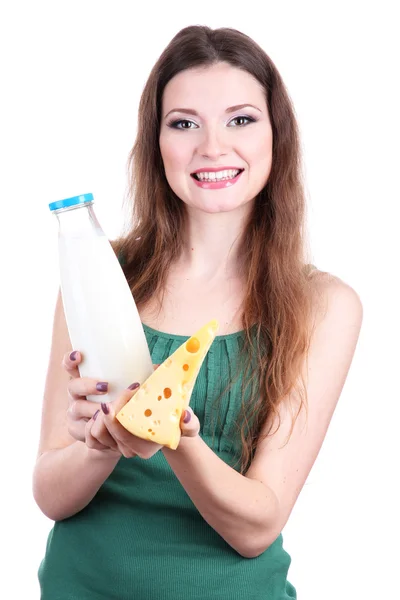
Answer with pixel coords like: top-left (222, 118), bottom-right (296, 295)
top-left (167, 116), bottom-right (256, 129)
top-left (168, 119), bottom-right (198, 130)
top-left (228, 116), bottom-right (256, 127)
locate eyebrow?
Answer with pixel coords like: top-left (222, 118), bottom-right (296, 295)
top-left (164, 104), bottom-right (262, 120)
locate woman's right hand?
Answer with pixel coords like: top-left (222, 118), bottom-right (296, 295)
top-left (63, 350), bottom-right (119, 452)
top-left (63, 351), bottom-right (162, 457)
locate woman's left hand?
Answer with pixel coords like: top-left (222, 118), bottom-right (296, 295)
top-left (178, 406), bottom-right (200, 440)
top-left (86, 385), bottom-right (200, 458)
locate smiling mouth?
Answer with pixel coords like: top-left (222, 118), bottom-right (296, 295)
top-left (191, 169), bottom-right (244, 182)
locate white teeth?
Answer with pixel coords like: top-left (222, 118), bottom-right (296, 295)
top-left (195, 169), bottom-right (241, 181)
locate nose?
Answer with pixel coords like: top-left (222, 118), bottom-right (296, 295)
top-left (196, 125), bottom-right (229, 160)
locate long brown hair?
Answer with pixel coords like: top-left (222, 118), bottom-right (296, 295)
top-left (113, 25), bottom-right (319, 473)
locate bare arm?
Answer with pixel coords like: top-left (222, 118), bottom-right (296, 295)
top-left (162, 275), bottom-right (363, 557)
top-left (33, 290), bottom-right (121, 521)
top-left (33, 443), bottom-right (121, 521)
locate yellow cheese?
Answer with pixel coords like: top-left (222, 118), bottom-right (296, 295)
top-left (116, 320), bottom-right (219, 449)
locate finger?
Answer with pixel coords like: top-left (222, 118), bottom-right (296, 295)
top-left (85, 428), bottom-right (111, 451)
top-left (99, 385), bottom-right (141, 444)
top-left (100, 385), bottom-right (163, 454)
top-left (67, 420), bottom-right (86, 443)
top-left (67, 399), bottom-right (100, 422)
top-left (115, 440), bottom-right (138, 459)
top-left (62, 350), bottom-right (83, 379)
top-left (86, 411), bottom-right (120, 452)
top-left (85, 431), bottom-right (114, 452)
top-left (68, 377), bottom-right (110, 401)
top-left (179, 407), bottom-right (200, 438)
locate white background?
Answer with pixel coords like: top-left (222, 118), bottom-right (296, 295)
top-left (1, 1), bottom-right (399, 598)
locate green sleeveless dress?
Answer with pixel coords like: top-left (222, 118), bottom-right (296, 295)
top-left (38, 324), bottom-right (296, 599)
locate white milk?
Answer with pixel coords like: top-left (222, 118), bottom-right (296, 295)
top-left (56, 205), bottom-right (154, 403)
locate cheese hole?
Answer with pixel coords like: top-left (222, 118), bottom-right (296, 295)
top-left (169, 410), bottom-right (180, 422)
top-left (186, 337), bottom-right (200, 353)
top-left (158, 395), bottom-right (162, 401)
top-left (183, 364), bottom-right (189, 371)
top-left (148, 429), bottom-right (152, 432)
top-left (163, 388), bottom-right (172, 399)
top-left (144, 409), bottom-right (152, 417)
top-left (152, 432), bottom-right (156, 436)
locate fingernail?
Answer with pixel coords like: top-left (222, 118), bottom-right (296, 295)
top-left (70, 351), bottom-right (78, 361)
top-left (128, 382), bottom-right (140, 390)
top-left (183, 410), bottom-right (191, 424)
top-left (93, 409), bottom-right (100, 421)
top-left (101, 403), bottom-right (109, 415)
top-left (96, 382), bottom-right (108, 392)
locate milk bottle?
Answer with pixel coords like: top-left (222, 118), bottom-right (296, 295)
top-left (49, 193), bottom-right (154, 402)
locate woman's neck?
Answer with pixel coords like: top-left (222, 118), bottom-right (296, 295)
top-left (177, 205), bottom-right (251, 281)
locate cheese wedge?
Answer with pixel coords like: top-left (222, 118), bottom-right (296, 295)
top-left (116, 320), bottom-right (219, 449)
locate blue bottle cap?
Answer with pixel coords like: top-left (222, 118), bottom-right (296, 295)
top-left (48, 193), bottom-right (94, 212)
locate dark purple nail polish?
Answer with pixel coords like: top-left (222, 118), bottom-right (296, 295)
top-left (128, 382), bottom-right (140, 390)
top-left (70, 351), bottom-right (78, 361)
top-left (96, 382), bottom-right (108, 392)
top-left (183, 410), bottom-right (191, 424)
top-left (93, 409), bottom-right (100, 421)
top-left (101, 403), bottom-right (109, 415)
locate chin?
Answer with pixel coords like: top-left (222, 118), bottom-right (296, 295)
top-left (188, 202), bottom-right (241, 215)
top-left (193, 196), bottom-right (254, 215)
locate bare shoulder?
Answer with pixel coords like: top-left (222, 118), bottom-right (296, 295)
top-left (307, 267), bottom-right (363, 329)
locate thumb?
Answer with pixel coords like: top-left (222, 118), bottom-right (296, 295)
top-left (180, 407), bottom-right (200, 438)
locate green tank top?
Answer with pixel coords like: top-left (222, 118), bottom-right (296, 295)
top-left (38, 324), bottom-right (296, 599)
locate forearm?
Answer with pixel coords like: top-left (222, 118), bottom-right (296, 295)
top-left (162, 436), bottom-right (279, 558)
top-left (33, 442), bottom-right (121, 521)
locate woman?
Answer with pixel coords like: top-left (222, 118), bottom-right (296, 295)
top-left (34, 25), bottom-right (363, 599)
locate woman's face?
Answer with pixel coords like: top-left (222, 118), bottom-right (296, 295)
top-left (159, 62), bottom-right (273, 215)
